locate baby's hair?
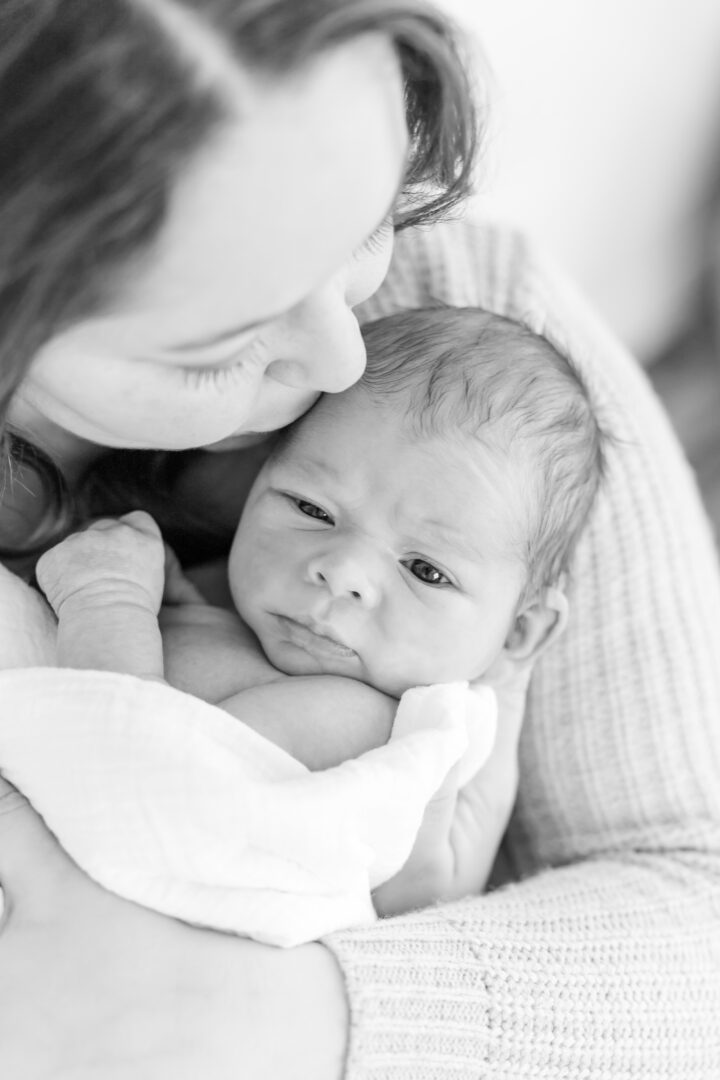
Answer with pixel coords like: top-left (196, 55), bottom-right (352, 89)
top-left (359, 308), bottom-right (607, 598)
top-left (0, 0), bottom-right (481, 561)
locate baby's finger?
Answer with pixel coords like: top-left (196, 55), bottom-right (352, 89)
top-left (0, 775), bottom-right (28, 816)
top-left (163, 545), bottom-right (207, 605)
top-left (470, 662), bottom-right (532, 751)
top-left (423, 759), bottom-right (462, 827)
top-left (84, 511), bottom-right (161, 539)
top-left (117, 510), bottom-right (162, 539)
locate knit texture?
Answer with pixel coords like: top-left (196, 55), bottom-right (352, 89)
top-left (324, 220), bottom-right (720, 1079)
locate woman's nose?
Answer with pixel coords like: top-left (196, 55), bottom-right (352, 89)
top-left (307, 548), bottom-right (381, 608)
top-left (265, 280), bottom-right (367, 394)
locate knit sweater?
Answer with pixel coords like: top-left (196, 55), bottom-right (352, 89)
top-left (323, 220), bottom-right (720, 1079)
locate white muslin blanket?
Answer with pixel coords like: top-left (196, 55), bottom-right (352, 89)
top-left (0, 667), bottom-right (496, 946)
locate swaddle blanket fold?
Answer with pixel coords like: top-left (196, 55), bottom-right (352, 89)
top-left (0, 668), bottom-right (495, 946)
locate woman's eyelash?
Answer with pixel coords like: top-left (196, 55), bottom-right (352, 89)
top-left (178, 336), bottom-right (265, 389)
top-left (180, 363), bottom-right (243, 390)
top-left (355, 218), bottom-right (394, 259)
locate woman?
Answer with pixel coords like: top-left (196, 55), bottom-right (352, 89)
top-left (1, 3), bottom-right (719, 1078)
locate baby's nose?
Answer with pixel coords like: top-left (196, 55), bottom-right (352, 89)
top-left (307, 550), bottom-right (381, 608)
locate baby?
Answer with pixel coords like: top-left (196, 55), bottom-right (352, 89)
top-left (36, 307), bottom-right (605, 928)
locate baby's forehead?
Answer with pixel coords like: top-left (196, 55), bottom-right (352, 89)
top-left (285, 384), bottom-right (519, 477)
top-left (284, 396), bottom-right (526, 520)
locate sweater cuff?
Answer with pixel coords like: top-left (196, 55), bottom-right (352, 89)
top-left (323, 906), bottom-right (490, 1080)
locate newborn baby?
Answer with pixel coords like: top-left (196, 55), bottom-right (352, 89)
top-left (34, 307), bottom-right (605, 938)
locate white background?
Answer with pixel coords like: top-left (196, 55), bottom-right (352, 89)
top-left (436, 1), bottom-right (720, 360)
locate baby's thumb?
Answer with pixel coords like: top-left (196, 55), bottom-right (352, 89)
top-left (117, 509), bottom-right (162, 539)
top-left (163, 544), bottom-right (207, 605)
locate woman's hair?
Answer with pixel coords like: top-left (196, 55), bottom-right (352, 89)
top-left (0, 0), bottom-right (481, 561)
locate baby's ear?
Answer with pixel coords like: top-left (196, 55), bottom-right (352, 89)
top-left (502, 585), bottom-right (568, 664)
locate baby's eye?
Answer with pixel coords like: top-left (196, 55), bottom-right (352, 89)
top-left (291, 497), bottom-right (334, 524)
top-left (404, 558), bottom-right (451, 587)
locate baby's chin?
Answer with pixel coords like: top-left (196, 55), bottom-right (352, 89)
top-left (246, 613), bottom-right (430, 698)
top-left (254, 624), bottom-right (349, 674)
top-left (255, 629), bottom-right (382, 692)
top-left (264, 638), bottom-right (421, 700)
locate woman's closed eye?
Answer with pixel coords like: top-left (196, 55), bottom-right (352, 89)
top-left (181, 363), bottom-right (246, 391)
top-left (402, 557), bottom-right (452, 588)
top-left (353, 217), bottom-right (394, 260)
top-left (175, 335), bottom-right (267, 391)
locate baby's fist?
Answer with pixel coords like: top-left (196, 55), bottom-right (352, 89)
top-left (36, 511), bottom-right (166, 618)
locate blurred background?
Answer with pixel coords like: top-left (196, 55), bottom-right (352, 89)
top-left (436, 0), bottom-right (720, 532)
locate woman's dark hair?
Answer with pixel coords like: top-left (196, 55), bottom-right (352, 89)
top-left (0, 0), bottom-right (481, 565)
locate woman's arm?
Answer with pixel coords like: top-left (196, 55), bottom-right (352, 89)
top-left (327, 851), bottom-right (720, 1078)
top-left (0, 776), bottom-right (348, 1080)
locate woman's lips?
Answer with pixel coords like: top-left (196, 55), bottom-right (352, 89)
top-left (275, 615), bottom-right (357, 659)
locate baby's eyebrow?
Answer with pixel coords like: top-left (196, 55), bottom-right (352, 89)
top-left (410, 516), bottom-right (483, 563)
top-left (286, 456), bottom-right (341, 482)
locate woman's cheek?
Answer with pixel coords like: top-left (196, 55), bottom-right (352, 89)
top-left (229, 520), bottom-right (276, 606)
top-left (112, 373), bottom-right (247, 448)
top-left (256, 531), bottom-right (292, 588)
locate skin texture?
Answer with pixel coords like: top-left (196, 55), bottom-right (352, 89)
top-left (231, 385), bottom-right (561, 697)
top-left (0, 780), bottom-right (349, 1080)
top-left (8, 35), bottom-right (405, 463)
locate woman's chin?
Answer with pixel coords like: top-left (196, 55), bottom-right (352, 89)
top-left (202, 432), bottom-right (272, 452)
top-left (203, 401), bottom-right (320, 452)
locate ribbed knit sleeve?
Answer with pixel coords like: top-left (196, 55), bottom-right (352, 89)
top-left (324, 220), bottom-right (720, 1079)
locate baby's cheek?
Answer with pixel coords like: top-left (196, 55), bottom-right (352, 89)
top-left (374, 629), bottom-right (454, 694)
top-left (226, 537), bottom-right (254, 615)
top-left (360, 638), bottom-right (417, 700)
top-left (229, 548), bottom-right (272, 623)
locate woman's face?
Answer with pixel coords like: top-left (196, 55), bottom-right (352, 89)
top-left (14, 35), bottom-right (407, 451)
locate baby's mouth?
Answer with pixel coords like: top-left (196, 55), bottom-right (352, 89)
top-left (275, 615), bottom-right (357, 659)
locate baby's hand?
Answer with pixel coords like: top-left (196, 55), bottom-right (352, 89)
top-left (373, 667), bottom-right (530, 916)
top-left (36, 511), bottom-right (166, 620)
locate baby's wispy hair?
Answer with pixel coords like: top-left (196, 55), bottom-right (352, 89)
top-left (360, 307), bottom-right (608, 599)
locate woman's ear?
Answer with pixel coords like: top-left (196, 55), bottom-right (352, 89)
top-left (503, 586), bottom-right (568, 664)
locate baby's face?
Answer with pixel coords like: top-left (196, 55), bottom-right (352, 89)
top-left (229, 387), bottom-right (528, 698)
